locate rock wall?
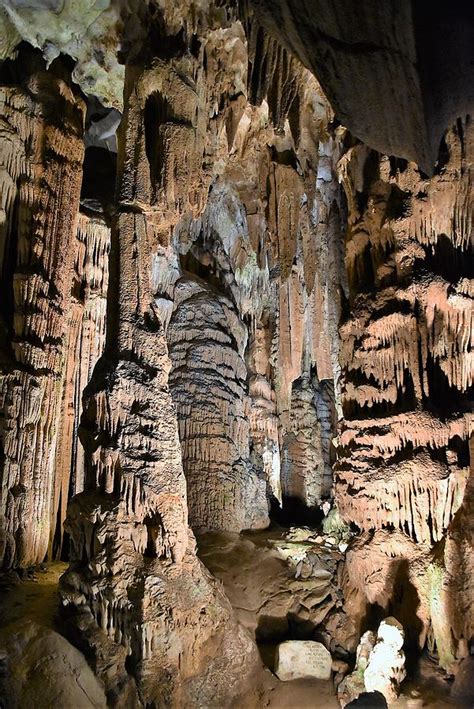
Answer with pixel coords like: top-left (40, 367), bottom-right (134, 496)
top-left (58, 9), bottom-right (268, 703)
top-left (0, 0), bottom-right (471, 698)
top-left (335, 118), bottom-right (473, 669)
top-left (0, 49), bottom-right (111, 567)
top-left (152, 13), bottom-right (345, 530)
top-left (249, 0), bottom-right (474, 174)
top-left (168, 277), bottom-right (269, 531)
top-left (0, 12), bottom-right (345, 700)
top-left (59, 7), bottom-right (347, 700)
top-left (0, 54), bottom-right (86, 568)
top-left (52, 212), bottom-right (109, 557)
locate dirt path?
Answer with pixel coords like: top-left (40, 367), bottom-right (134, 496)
top-left (0, 562), bottom-right (67, 633)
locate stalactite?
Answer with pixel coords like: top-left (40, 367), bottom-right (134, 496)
top-left (1, 3), bottom-right (470, 702)
top-left (60, 24), bottom-right (266, 704)
top-left (336, 117), bottom-right (473, 669)
top-left (50, 212), bottom-right (110, 556)
top-left (0, 64), bottom-right (85, 569)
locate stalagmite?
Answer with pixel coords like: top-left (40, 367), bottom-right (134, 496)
top-left (0, 1), bottom-right (471, 707)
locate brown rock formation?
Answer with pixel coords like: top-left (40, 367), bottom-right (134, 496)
top-left (168, 277), bottom-right (269, 531)
top-left (58, 9), bottom-right (349, 698)
top-left (51, 212), bottom-right (110, 558)
top-left (335, 118), bottom-right (473, 669)
top-left (0, 1), bottom-right (472, 704)
top-left (249, 0), bottom-right (474, 173)
top-left (0, 53), bottom-right (86, 568)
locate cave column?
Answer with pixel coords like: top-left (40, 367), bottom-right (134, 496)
top-left (60, 52), bottom-right (259, 704)
top-left (0, 63), bottom-right (85, 568)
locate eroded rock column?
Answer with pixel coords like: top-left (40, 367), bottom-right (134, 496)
top-left (168, 278), bottom-right (268, 531)
top-left (50, 212), bottom-right (110, 557)
top-left (0, 56), bottom-right (85, 568)
top-left (61, 37), bottom-right (259, 705)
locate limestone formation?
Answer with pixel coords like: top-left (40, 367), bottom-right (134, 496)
top-left (51, 212), bottom-right (110, 557)
top-left (0, 1), bottom-right (472, 707)
top-left (0, 54), bottom-right (86, 569)
top-left (338, 618), bottom-right (406, 707)
top-left (0, 621), bottom-right (108, 708)
top-left (335, 117), bottom-right (473, 668)
top-left (198, 528), bottom-right (341, 643)
top-left (168, 278), bottom-right (269, 531)
top-left (249, 0), bottom-right (474, 174)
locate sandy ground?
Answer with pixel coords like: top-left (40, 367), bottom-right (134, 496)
top-left (253, 676), bottom-right (339, 708)
top-left (0, 562), bottom-right (67, 632)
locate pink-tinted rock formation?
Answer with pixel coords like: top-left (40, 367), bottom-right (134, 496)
top-left (0, 1), bottom-right (471, 705)
top-left (335, 119), bottom-right (472, 669)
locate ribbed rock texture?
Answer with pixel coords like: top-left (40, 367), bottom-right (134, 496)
top-left (156, 13), bottom-right (345, 528)
top-left (168, 278), bottom-right (269, 531)
top-left (336, 118), bottom-right (473, 670)
top-left (0, 57), bottom-right (86, 568)
top-left (0, 0), bottom-right (471, 704)
top-left (58, 3), bottom-right (341, 701)
top-left (0, 51), bottom-right (111, 568)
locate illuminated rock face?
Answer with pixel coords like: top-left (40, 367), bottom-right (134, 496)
top-left (336, 127), bottom-right (472, 544)
top-left (58, 8), bottom-right (343, 702)
top-left (338, 618), bottom-right (406, 706)
top-left (335, 122), bottom-right (473, 669)
top-left (0, 57), bottom-right (87, 568)
top-left (248, 0), bottom-right (473, 175)
top-left (0, 621), bottom-right (108, 708)
top-left (0, 0), bottom-right (472, 703)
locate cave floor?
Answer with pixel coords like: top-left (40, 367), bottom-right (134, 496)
top-left (0, 550), bottom-right (463, 708)
top-left (198, 526), bottom-right (463, 709)
top-left (247, 675), bottom-right (339, 708)
top-left (0, 561), bottom-right (68, 633)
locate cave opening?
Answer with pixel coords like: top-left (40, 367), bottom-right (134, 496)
top-left (80, 146), bottom-right (117, 215)
top-left (274, 495), bottom-right (325, 527)
top-left (144, 513), bottom-right (163, 559)
top-left (388, 561), bottom-right (424, 675)
top-left (423, 235), bottom-right (474, 283)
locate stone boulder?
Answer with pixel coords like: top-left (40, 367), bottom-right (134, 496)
top-left (275, 640), bottom-right (332, 681)
top-left (0, 621), bottom-right (107, 709)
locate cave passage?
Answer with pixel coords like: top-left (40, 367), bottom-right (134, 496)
top-left (0, 3), bottom-right (472, 709)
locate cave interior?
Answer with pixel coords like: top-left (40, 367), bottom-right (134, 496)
top-left (0, 1), bottom-right (472, 708)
